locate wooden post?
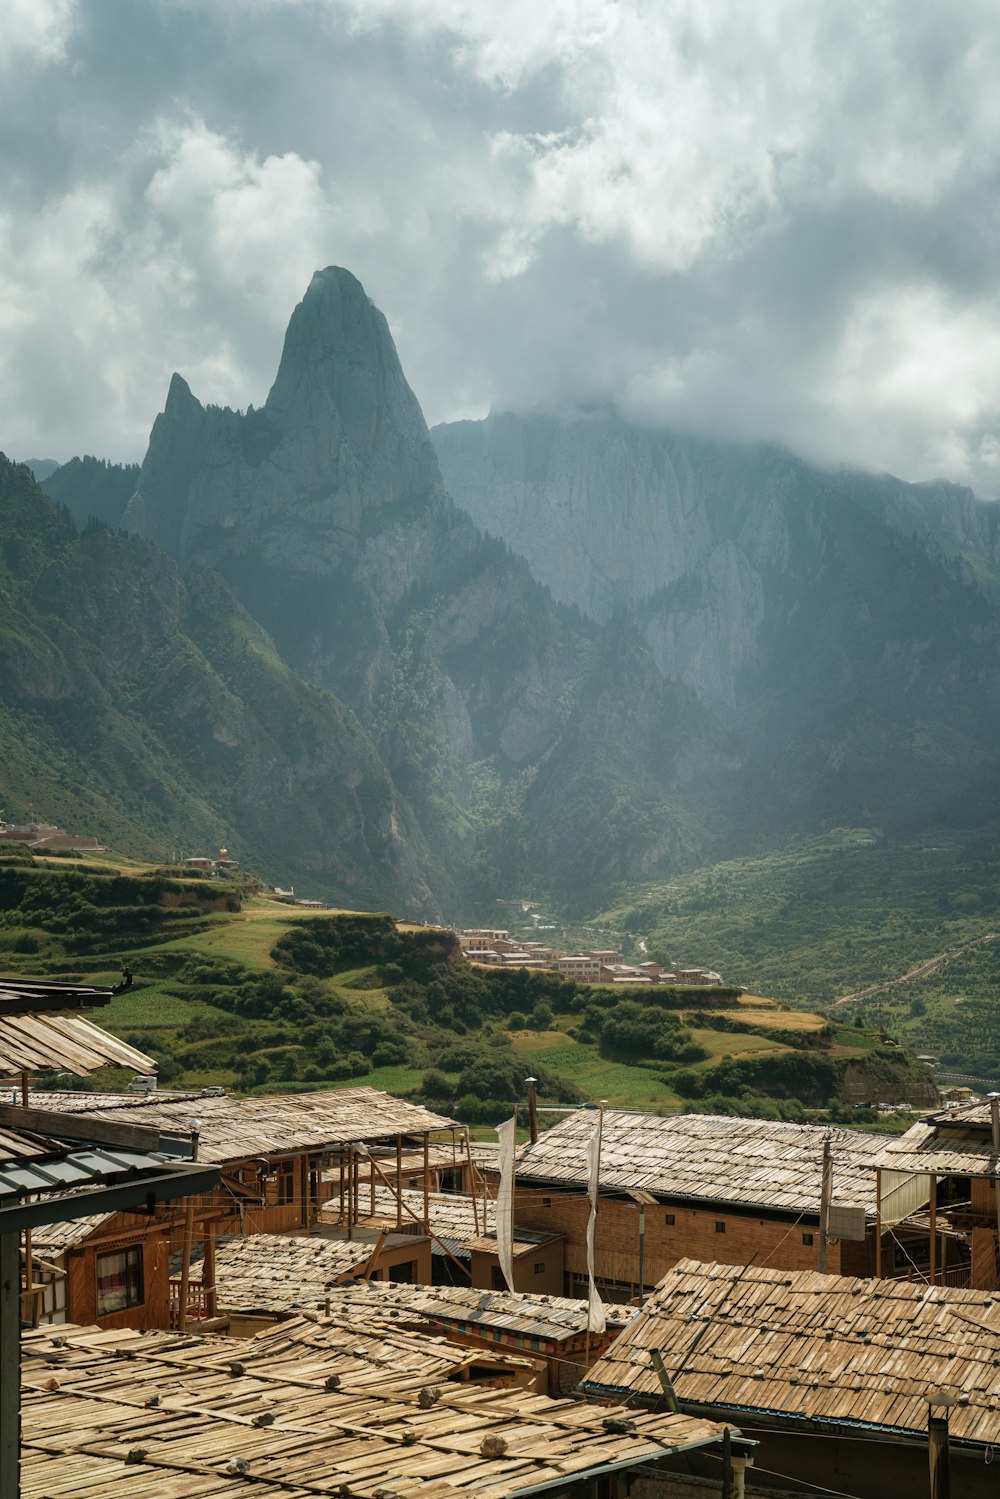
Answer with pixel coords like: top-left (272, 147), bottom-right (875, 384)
top-left (338, 1149), bottom-right (345, 1225)
top-left (1, 1231), bottom-right (19, 1499)
top-left (525, 1077), bottom-right (538, 1145)
top-left (989, 1094), bottom-right (1000, 1290)
top-left (203, 1223), bottom-right (217, 1318)
top-left (818, 1133), bottom-right (832, 1274)
top-left (465, 1128), bottom-right (480, 1235)
top-left (423, 1132), bottom-right (430, 1232)
top-left (346, 1145), bottom-right (354, 1240)
top-left (638, 1202), bottom-right (646, 1307)
top-left (875, 1168), bottom-right (883, 1278)
top-left (395, 1135), bottom-right (403, 1230)
top-left (929, 1173), bottom-right (938, 1285)
top-left (301, 1152), bottom-right (310, 1228)
top-left (721, 1427), bottom-right (734, 1499)
top-left (929, 1412), bottom-right (950, 1499)
top-left (19, 1072), bottom-right (33, 1328)
top-left (177, 1122), bottom-right (200, 1332)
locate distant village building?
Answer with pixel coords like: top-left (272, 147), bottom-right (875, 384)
top-left (454, 929), bottom-right (728, 986)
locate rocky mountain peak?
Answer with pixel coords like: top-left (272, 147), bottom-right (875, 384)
top-left (125, 267), bottom-right (448, 582)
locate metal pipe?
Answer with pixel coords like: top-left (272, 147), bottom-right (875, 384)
top-left (525, 1077), bottom-right (539, 1145)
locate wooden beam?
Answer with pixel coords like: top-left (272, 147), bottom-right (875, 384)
top-left (929, 1174), bottom-right (938, 1285)
top-left (0, 1232), bottom-right (19, 1499)
top-left (0, 1102), bottom-right (189, 1156)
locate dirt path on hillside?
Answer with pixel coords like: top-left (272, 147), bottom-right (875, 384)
top-left (831, 930), bottom-right (999, 1008)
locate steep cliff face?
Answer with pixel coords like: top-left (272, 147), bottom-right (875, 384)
top-left (0, 455), bottom-right (444, 915)
top-left (433, 411), bottom-right (1000, 715)
top-left (124, 270), bottom-right (603, 875)
top-left (433, 409), bottom-right (1000, 846)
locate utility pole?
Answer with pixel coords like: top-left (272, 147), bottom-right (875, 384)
top-left (818, 1133), bottom-right (833, 1274)
top-left (989, 1093), bottom-right (1000, 1291)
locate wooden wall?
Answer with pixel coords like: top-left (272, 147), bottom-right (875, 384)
top-left (514, 1187), bottom-right (847, 1289)
top-left (67, 1230), bottom-right (170, 1331)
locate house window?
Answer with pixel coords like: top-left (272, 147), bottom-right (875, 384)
top-left (714, 1221), bottom-right (726, 1234)
top-left (96, 1246), bottom-right (144, 1315)
top-left (533, 1262), bottom-right (545, 1274)
top-left (278, 1163), bottom-right (294, 1204)
top-left (389, 1260), bottom-right (416, 1284)
top-left (802, 1233), bottom-right (814, 1246)
top-left (492, 1266), bottom-right (507, 1290)
top-left (542, 1197), bottom-right (552, 1208)
top-left (664, 1213), bottom-right (675, 1226)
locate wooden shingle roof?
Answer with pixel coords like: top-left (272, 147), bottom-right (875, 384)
top-left (323, 1278), bottom-right (635, 1344)
top-left (516, 1110), bottom-right (891, 1215)
top-left (21, 1318), bottom-right (727, 1497)
top-left (583, 1257), bottom-right (1000, 1449)
top-left (0, 1014), bottom-right (154, 1078)
top-left (27, 1087), bottom-right (457, 1164)
top-left (326, 1184), bottom-right (496, 1238)
top-left (209, 1233), bottom-right (377, 1312)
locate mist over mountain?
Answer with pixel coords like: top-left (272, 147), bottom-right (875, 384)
top-left (433, 410), bottom-right (1000, 848)
top-left (9, 268), bottom-right (1000, 912)
top-left (41, 456), bottom-right (139, 532)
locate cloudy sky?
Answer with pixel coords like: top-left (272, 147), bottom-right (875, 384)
top-left (4, 0), bottom-right (1000, 494)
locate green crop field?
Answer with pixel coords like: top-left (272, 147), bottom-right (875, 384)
top-left (0, 841), bottom-right (949, 1121)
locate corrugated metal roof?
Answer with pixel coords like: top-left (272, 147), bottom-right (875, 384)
top-left (0, 1140), bottom-right (186, 1201)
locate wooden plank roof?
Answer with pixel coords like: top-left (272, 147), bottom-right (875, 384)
top-left (0, 1013), bottom-right (155, 1078)
top-left (583, 1257), bottom-right (1000, 1449)
top-left (873, 1119), bottom-right (1000, 1177)
top-left (329, 1185), bottom-right (496, 1239)
top-left (209, 1234), bottom-right (379, 1312)
top-left (27, 1087), bottom-right (458, 1163)
top-left (515, 1110), bottom-right (892, 1216)
top-left (21, 1319), bottom-right (727, 1497)
top-left (321, 1278), bottom-right (636, 1344)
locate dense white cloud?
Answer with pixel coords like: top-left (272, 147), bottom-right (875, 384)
top-left (2, 0), bottom-right (1000, 494)
top-left (2, 0), bottom-right (77, 68)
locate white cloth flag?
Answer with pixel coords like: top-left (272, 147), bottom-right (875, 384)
top-left (496, 1113), bottom-right (517, 1293)
top-left (585, 1111), bottom-right (607, 1334)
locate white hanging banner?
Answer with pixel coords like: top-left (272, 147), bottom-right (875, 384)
top-left (585, 1110), bottom-right (607, 1334)
top-left (496, 1113), bottom-right (517, 1293)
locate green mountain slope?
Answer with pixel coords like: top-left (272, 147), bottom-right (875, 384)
top-left (0, 455), bottom-right (445, 914)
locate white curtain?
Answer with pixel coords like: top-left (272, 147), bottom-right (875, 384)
top-left (496, 1113), bottom-right (517, 1292)
top-left (586, 1112), bottom-right (606, 1334)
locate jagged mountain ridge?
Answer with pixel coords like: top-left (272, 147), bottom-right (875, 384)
top-left (29, 269), bottom-right (1000, 908)
top-left (121, 268), bottom-right (721, 896)
top-left (0, 455), bottom-right (446, 915)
